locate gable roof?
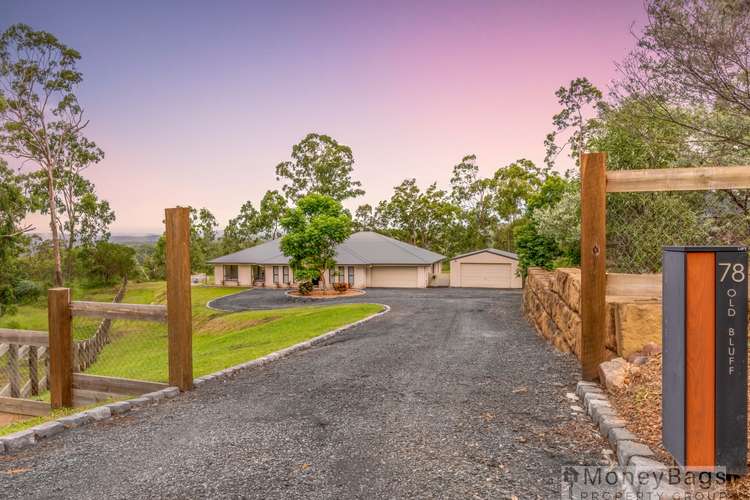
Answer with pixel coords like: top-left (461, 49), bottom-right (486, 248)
top-left (450, 248), bottom-right (519, 261)
top-left (209, 231), bottom-right (445, 266)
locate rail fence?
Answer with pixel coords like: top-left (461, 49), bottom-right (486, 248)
top-left (580, 156), bottom-right (750, 380)
top-left (0, 207), bottom-right (193, 418)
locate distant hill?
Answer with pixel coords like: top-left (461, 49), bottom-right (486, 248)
top-left (110, 234), bottom-right (162, 245)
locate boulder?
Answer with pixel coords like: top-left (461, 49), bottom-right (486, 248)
top-left (598, 357), bottom-right (631, 392)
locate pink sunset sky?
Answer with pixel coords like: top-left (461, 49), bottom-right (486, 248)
top-left (3, 1), bottom-right (647, 234)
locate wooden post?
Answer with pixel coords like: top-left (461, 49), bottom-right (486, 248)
top-left (165, 207), bottom-right (193, 391)
top-left (580, 152), bottom-right (608, 381)
top-left (8, 344), bottom-right (19, 398)
top-left (48, 287), bottom-right (73, 408)
top-left (28, 346), bottom-right (39, 396)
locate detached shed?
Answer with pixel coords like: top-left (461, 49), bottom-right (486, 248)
top-left (450, 249), bottom-right (522, 289)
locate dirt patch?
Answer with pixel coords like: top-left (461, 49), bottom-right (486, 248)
top-left (609, 353), bottom-right (750, 498)
top-left (200, 315), bottom-right (280, 335)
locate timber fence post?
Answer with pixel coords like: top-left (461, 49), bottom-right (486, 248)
top-left (165, 207), bottom-right (193, 391)
top-left (580, 152), bottom-right (608, 381)
top-left (49, 287), bottom-right (73, 408)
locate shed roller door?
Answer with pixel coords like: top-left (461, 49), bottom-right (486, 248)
top-left (460, 263), bottom-right (511, 288)
top-left (370, 266), bottom-right (418, 288)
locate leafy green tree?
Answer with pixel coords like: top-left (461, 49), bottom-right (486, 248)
top-left (376, 179), bottom-right (461, 255)
top-left (280, 193), bottom-right (352, 290)
top-left (450, 154), bottom-right (497, 250)
top-left (275, 133), bottom-right (364, 202)
top-left (79, 241), bottom-right (136, 284)
top-left (615, 0), bottom-right (750, 156)
top-left (544, 77), bottom-right (603, 168)
top-left (223, 201), bottom-right (261, 254)
top-left (353, 204), bottom-right (378, 231)
top-left (513, 174), bottom-right (572, 276)
top-left (0, 159), bottom-right (29, 315)
top-left (0, 24), bottom-right (98, 286)
top-left (258, 189), bottom-right (287, 239)
top-left (27, 167), bottom-right (114, 280)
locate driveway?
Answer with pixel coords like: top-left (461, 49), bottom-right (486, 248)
top-left (1, 288), bottom-right (606, 499)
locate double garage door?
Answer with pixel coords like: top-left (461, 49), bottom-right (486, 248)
top-left (460, 263), bottom-right (511, 288)
top-left (370, 266), bottom-right (418, 288)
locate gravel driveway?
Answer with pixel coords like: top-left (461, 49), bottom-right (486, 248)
top-left (1, 288), bottom-right (606, 499)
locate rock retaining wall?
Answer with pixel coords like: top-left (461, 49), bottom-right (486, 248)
top-left (523, 267), bottom-right (661, 360)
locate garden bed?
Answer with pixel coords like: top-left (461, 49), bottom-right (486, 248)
top-left (286, 289), bottom-right (366, 299)
top-left (608, 353), bottom-right (750, 499)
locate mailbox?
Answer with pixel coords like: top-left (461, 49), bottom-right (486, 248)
top-left (663, 246), bottom-right (748, 474)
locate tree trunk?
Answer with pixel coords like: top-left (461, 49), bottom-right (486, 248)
top-left (319, 268), bottom-right (327, 290)
top-left (47, 167), bottom-right (64, 287)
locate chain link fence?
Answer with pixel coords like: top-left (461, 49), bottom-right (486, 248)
top-left (607, 189), bottom-right (750, 273)
top-left (71, 284), bottom-right (169, 384)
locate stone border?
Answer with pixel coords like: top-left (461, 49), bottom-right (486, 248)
top-left (574, 381), bottom-right (688, 497)
top-left (0, 386), bottom-right (181, 455)
top-left (0, 304), bottom-right (389, 456)
top-left (192, 304), bottom-right (390, 386)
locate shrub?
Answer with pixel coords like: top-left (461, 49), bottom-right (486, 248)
top-left (298, 281), bottom-right (314, 295)
top-left (332, 282), bottom-right (348, 293)
top-left (13, 280), bottom-right (42, 304)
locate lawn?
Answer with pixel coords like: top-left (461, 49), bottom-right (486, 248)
top-left (0, 282), bottom-right (383, 382)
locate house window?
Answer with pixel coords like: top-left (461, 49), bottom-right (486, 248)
top-left (338, 266), bottom-right (344, 284)
top-left (283, 266), bottom-right (290, 284)
top-left (329, 268), bottom-right (335, 284)
top-left (273, 266), bottom-right (279, 284)
top-left (347, 266), bottom-right (354, 286)
top-left (223, 265), bottom-right (238, 281)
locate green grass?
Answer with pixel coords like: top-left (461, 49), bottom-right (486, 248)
top-left (0, 282), bottom-right (121, 331)
top-left (0, 281), bottom-right (382, 434)
top-left (84, 283), bottom-right (382, 381)
top-left (1, 281), bottom-right (382, 382)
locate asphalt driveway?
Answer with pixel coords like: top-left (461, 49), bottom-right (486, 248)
top-left (1, 288), bottom-right (606, 499)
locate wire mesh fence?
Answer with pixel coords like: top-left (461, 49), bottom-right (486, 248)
top-left (607, 189), bottom-right (750, 273)
top-left (71, 314), bottom-right (169, 384)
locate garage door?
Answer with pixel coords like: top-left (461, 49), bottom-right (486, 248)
top-left (370, 266), bottom-right (418, 288)
top-left (460, 263), bottom-right (511, 288)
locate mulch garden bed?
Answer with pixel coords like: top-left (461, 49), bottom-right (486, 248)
top-left (287, 289), bottom-right (365, 299)
top-left (608, 353), bottom-right (750, 499)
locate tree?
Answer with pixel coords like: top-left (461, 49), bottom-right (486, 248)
top-left (450, 154), bottom-right (497, 250)
top-left (223, 201), bottom-right (261, 254)
top-left (353, 204), bottom-right (378, 231)
top-left (544, 77), bottom-right (603, 168)
top-left (258, 189), bottom-right (287, 239)
top-left (275, 133), bottom-right (364, 202)
top-left (79, 240), bottom-right (136, 284)
top-left (190, 207), bottom-right (219, 272)
top-left (280, 193), bottom-right (352, 290)
top-left (27, 167), bottom-right (114, 280)
top-left (376, 179), bottom-right (461, 255)
top-left (0, 24), bottom-right (97, 286)
top-left (0, 159), bottom-right (29, 315)
top-left (615, 0), bottom-right (750, 156)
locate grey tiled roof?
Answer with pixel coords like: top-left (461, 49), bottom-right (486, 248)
top-left (209, 231), bottom-right (445, 265)
top-left (450, 248), bottom-right (519, 261)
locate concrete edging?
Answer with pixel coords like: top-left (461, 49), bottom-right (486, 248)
top-left (0, 304), bottom-right (390, 455)
top-left (574, 381), bottom-right (688, 497)
top-left (192, 303), bottom-right (390, 386)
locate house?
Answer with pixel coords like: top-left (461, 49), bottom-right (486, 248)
top-left (209, 231), bottom-right (445, 288)
top-left (449, 248), bottom-right (522, 288)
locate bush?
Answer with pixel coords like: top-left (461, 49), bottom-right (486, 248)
top-left (298, 281), bottom-right (314, 295)
top-left (332, 282), bottom-right (348, 293)
top-left (13, 280), bottom-right (42, 304)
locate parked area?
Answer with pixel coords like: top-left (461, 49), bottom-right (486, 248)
top-left (1, 289), bottom-right (606, 499)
